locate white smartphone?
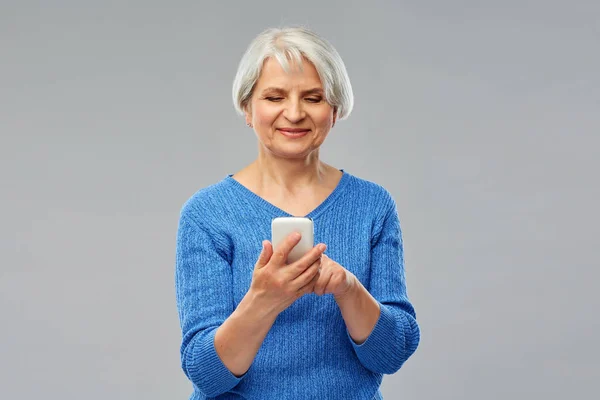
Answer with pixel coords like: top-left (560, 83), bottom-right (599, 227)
top-left (271, 217), bottom-right (314, 264)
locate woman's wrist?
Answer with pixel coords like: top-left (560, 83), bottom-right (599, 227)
top-left (333, 273), bottom-right (359, 302)
top-left (215, 290), bottom-right (277, 377)
top-left (237, 288), bottom-right (280, 325)
top-left (334, 276), bottom-right (380, 344)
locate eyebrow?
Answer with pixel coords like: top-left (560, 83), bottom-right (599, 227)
top-left (260, 87), bottom-right (324, 95)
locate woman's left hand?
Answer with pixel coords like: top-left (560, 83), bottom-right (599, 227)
top-left (313, 254), bottom-right (357, 298)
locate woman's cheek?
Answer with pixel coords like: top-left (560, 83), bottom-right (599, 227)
top-left (258, 115), bottom-right (279, 133)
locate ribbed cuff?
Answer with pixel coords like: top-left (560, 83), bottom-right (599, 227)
top-left (347, 303), bottom-right (402, 373)
top-left (186, 329), bottom-right (246, 396)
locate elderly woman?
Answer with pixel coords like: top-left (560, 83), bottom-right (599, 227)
top-left (175, 26), bottom-right (420, 399)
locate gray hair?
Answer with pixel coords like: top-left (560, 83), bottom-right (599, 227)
top-left (232, 26), bottom-right (354, 120)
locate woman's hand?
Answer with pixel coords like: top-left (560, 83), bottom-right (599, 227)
top-left (313, 254), bottom-right (357, 299)
top-left (249, 232), bottom-right (327, 315)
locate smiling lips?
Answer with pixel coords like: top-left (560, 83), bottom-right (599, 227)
top-left (278, 128), bottom-right (310, 133)
top-left (277, 128), bottom-right (310, 138)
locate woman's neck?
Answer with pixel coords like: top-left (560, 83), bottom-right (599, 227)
top-left (249, 149), bottom-right (333, 192)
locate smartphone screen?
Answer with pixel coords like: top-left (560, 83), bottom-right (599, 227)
top-left (271, 217), bottom-right (314, 264)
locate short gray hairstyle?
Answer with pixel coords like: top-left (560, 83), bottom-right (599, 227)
top-left (232, 26), bottom-right (354, 120)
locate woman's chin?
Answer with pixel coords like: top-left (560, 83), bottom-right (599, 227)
top-left (268, 145), bottom-right (316, 159)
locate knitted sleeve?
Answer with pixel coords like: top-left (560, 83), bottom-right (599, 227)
top-left (347, 194), bottom-right (421, 374)
top-left (175, 210), bottom-right (245, 397)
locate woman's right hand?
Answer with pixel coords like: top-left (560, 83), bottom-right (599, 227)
top-left (249, 232), bottom-right (327, 315)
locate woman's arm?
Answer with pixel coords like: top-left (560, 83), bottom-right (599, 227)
top-left (339, 196), bottom-right (420, 374)
top-left (176, 212), bottom-right (267, 397)
top-left (333, 277), bottom-right (380, 344)
top-left (214, 278), bottom-right (279, 377)
top-left (176, 211), bottom-right (324, 395)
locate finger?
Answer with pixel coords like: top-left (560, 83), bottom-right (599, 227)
top-left (255, 240), bottom-right (273, 269)
top-left (292, 257), bottom-right (321, 289)
top-left (313, 268), bottom-right (333, 296)
top-left (324, 272), bottom-right (343, 295)
top-left (288, 243), bottom-right (327, 279)
top-left (297, 267), bottom-right (321, 296)
top-left (271, 232), bottom-right (302, 265)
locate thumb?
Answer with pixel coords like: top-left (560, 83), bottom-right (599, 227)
top-left (255, 240), bottom-right (273, 269)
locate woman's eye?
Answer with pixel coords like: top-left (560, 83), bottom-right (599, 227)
top-left (265, 96), bottom-right (322, 103)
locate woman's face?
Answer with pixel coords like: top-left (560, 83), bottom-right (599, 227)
top-left (245, 57), bottom-right (337, 159)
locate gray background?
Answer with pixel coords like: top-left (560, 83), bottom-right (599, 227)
top-left (1, 0), bottom-right (599, 399)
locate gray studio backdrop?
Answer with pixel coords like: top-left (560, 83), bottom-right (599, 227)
top-left (2, 1), bottom-right (599, 399)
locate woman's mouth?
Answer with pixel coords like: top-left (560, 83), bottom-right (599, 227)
top-left (277, 128), bottom-right (310, 138)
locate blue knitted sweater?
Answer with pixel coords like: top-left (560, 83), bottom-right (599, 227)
top-left (174, 170), bottom-right (420, 400)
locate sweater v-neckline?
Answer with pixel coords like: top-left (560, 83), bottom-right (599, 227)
top-left (224, 169), bottom-right (350, 220)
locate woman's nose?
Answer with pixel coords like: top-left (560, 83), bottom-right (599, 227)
top-left (283, 99), bottom-right (305, 122)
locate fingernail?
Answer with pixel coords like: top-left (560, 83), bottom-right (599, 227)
top-left (293, 232), bottom-right (301, 240)
top-left (319, 244), bottom-right (326, 252)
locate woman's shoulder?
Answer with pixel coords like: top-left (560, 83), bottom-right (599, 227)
top-left (178, 176), bottom-right (233, 221)
top-left (344, 171), bottom-right (396, 208)
top-left (343, 173), bottom-right (401, 236)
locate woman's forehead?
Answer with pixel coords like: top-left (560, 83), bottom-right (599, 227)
top-left (256, 57), bottom-right (322, 88)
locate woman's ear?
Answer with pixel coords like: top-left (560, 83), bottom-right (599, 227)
top-left (332, 107), bottom-right (338, 128)
top-left (243, 103), bottom-right (253, 127)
